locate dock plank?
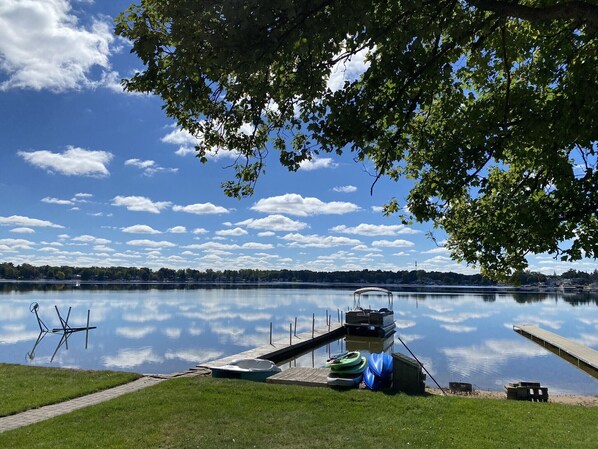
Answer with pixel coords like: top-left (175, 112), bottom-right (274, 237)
top-left (199, 324), bottom-right (345, 369)
top-left (514, 324), bottom-right (598, 376)
top-left (267, 367), bottom-right (330, 387)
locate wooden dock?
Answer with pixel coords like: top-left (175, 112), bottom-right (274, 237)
top-left (199, 323), bottom-right (345, 369)
top-left (267, 367), bottom-right (330, 387)
top-left (514, 324), bottom-right (598, 379)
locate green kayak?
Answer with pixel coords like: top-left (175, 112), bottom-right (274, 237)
top-left (330, 357), bottom-right (367, 374)
top-left (325, 351), bottom-right (362, 369)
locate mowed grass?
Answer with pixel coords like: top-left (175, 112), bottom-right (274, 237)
top-left (0, 364), bottom-right (140, 417)
top-left (2, 375), bottom-right (598, 448)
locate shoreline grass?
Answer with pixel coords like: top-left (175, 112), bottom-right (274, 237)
top-left (0, 363), bottom-right (140, 417)
top-left (2, 375), bottom-right (598, 448)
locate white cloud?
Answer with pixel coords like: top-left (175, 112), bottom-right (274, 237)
top-left (161, 127), bottom-right (198, 146)
top-left (18, 146), bottom-right (113, 177)
top-left (167, 226), bottom-right (187, 234)
top-left (237, 215), bottom-right (308, 232)
top-left (0, 215), bottom-right (63, 228)
top-left (258, 231), bottom-right (275, 237)
top-left (298, 157), bottom-right (338, 171)
top-left (242, 242), bottom-right (274, 250)
top-left (124, 158), bottom-right (178, 176)
top-left (41, 197), bottom-right (74, 205)
top-left (282, 233), bottom-right (361, 248)
top-left (0, 238), bottom-right (35, 250)
top-left (422, 247), bottom-right (451, 254)
top-left (172, 203), bottom-right (229, 215)
top-left (215, 227), bottom-right (248, 237)
top-left (371, 239), bottom-right (415, 248)
top-left (192, 228), bottom-right (209, 235)
top-left (251, 194), bottom-right (359, 216)
top-left (327, 47), bottom-right (370, 92)
top-left (121, 225), bottom-right (161, 234)
top-left (93, 244), bottom-right (114, 252)
top-left (332, 185), bottom-right (357, 193)
top-left (184, 241), bottom-right (272, 251)
top-left (72, 235), bottom-right (111, 245)
top-left (9, 227), bottom-right (35, 234)
top-left (112, 196), bottom-right (172, 214)
top-left (0, 0), bottom-right (116, 92)
top-left (126, 239), bottom-right (177, 248)
top-left (332, 224), bottom-right (419, 236)
top-left (161, 126), bottom-right (238, 159)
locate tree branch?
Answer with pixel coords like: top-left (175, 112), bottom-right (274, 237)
top-left (468, 0), bottom-right (598, 28)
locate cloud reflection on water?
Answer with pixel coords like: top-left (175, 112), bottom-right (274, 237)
top-left (163, 327), bottom-right (182, 339)
top-left (440, 339), bottom-right (547, 377)
top-left (103, 347), bottom-right (163, 369)
top-left (164, 349), bottom-right (223, 364)
top-left (115, 326), bottom-right (156, 339)
top-left (425, 312), bottom-right (494, 324)
top-left (440, 324), bottom-right (477, 333)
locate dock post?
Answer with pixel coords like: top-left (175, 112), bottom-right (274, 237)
top-left (337, 309), bottom-right (340, 323)
top-left (294, 316), bottom-right (297, 336)
top-left (85, 309), bottom-right (90, 349)
top-left (312, 313), bottom-right (315, 338)
top-left (328, 315), bottom-right (331, 331)
top-left (269, 322), bottom-right (273, 345)
top-left (289, 323), bottom-right (292, 345)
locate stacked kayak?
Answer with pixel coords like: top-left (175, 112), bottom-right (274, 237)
top-left (364, 352), bottom-right (393, 391)
top-left (325, 351), bottom-right (367, 387)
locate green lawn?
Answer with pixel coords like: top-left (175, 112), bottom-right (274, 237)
top-left (0, 364), bottom-right (140, 417)
top-left (2, 375), bottom-right (597, 448)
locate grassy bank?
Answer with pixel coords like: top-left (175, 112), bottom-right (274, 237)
top-left (2, 375), bottom-right (598, 448)
top-left (0, 364), bottom-right (140, 417)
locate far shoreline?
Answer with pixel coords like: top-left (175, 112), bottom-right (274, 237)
top-left (1, 279), bottom-right (597, 295)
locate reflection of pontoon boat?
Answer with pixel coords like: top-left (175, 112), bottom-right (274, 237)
top-left (211, 358), bottom-right (281, 382)
top-left (345, 287), bottom-right (396, 338)
top-left (345, 334), bottom-right (395, 353)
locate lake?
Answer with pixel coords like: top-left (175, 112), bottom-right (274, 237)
top-left (1, 284), bottom-right (598, 395)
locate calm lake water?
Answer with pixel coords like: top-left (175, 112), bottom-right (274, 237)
top-left (2, 284), bottom-right (598, 395)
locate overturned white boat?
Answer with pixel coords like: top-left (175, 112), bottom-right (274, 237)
top-left (211, 358), bottom-right (281, 382)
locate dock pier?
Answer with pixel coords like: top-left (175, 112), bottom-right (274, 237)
top-left (199, 323), bottom-right (345, 370)
top-left (514, 324), bottom-right (598, 379)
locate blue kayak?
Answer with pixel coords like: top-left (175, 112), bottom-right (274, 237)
top-left (367, 352), bottom-right (393, 378)
top-left (363, 366), bottom-right (384, 391)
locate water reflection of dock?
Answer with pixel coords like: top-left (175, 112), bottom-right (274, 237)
top-left (200, 324), bottom-right (345, 369)
top-left (514, 324), bottom-right (598, 380)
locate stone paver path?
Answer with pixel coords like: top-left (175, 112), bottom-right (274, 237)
top-left (0, 376), bottom-right (164, 433)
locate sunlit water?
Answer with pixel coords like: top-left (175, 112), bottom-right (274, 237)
top-left (2, 284), bottom-right (598, 395)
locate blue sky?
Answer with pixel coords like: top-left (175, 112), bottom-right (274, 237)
top-left (0, 0), bottom-right (594, 275)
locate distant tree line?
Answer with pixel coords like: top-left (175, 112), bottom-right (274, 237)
top-left (1, 262), bottom-right (597, 286)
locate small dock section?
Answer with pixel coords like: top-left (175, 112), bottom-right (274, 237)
top-left (267, 367), bottom-right (330, 387)
top-left (200, 324), bottom-right (345, 369)
top-left (514, 324), bottom-right (598, 379)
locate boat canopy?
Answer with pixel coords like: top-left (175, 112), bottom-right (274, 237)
top-left (353, 287), bottom-right (393, 309)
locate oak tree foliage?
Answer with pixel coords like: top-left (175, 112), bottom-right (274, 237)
top-left (115, 0), bottom-right (598, 279)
